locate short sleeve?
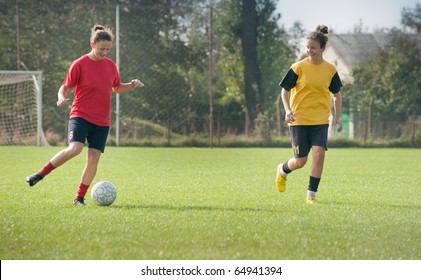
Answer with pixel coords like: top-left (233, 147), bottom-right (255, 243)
top-left (63, 60), bottom-right (81, 88)
top-left (279, 68), bottom-right (298, 91)
top-left (110, 60), bottom-right (121, 88)
top-left (112, 63), bottom-right (121, 88)
top-left (329, 72), bottom-right (343, 94)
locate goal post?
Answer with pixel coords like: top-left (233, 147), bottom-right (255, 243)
top-left (0, 70), bottom-right (48, 146)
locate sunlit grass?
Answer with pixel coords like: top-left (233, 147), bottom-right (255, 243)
top-left (1, 146), bottom-right (420, 259)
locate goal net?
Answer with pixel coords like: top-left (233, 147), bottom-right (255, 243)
top-left (0, 70), bottom-right (48, 146)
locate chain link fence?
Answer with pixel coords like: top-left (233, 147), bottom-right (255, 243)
top-left (2, 1), bottom-right (217, 146)
top-left (1, 1), bottom-right (420, 147)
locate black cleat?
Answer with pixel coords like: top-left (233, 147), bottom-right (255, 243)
top-left (73, 197), bottom-right (86, 206)
top-left (26, 173), bottom-right (44, 186)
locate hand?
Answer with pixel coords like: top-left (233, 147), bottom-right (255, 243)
top-left (335, 119), bottom-right (343, 133)
top-left (57, 98), bottom-right (71, 107)
top-left (285, 111), bottom-right (295, 124)
top-left (131, 79), bottom-right (144, 89)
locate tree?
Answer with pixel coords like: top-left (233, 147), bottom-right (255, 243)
top-left (288, 21), bottom-right (306, 59)
top-left (401, 3), bottom-right (421, 33)
top-left (0, 0), bottom-right (212, 140)
top-left (215, 0), bottom-right (293, 134)
top-left (240, 0), bottom-right (259, 131)
top-left (352, 29), bottom-right (421, 142)
top-left (384, 30), bottom-right (421, 121)
top-left (1, 0), bottom-right (294, 143)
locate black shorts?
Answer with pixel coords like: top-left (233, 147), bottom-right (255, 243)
top-left (289, 124), bottom-right (329, 158)
top-left (68, 117), bottom-right (110, 153)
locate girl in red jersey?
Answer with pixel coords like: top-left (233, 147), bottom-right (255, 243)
top-left (26, 25), bottom-right (144, 206)
top-left (275, 25), bottom-right (343, 204)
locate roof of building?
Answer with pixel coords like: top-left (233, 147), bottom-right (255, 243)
top-left (327, 32), bottom-right (421, 70)
top-left (328, 33), bottom-right (389, 70)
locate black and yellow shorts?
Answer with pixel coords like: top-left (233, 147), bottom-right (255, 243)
top-left (289, 124), bottom-right (329, 158)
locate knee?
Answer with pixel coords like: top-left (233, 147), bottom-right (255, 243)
top-left (87, 149), bottom-right (102, 164)
top-left (312, 147), bottom-right (326, 161)
top-left (290, 157), bottom-right (307, 169)
top-left (296, 158), bottom-right (307, 168)
top-left (66, 143), bottom-right (83, 157)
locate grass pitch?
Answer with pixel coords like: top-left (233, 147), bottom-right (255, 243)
top-left (1, 146), bottom-right (420, 260)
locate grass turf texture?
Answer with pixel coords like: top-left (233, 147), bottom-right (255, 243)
top-left (1, 146), bottom-right (420, 260)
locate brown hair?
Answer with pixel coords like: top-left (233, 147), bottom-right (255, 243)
top-left (91, 25), bottom-right (113, 43)
top-left (306, 25), bottom-right (329, 49)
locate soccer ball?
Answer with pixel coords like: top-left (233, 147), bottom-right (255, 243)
top-left (91, 181), bottom-right (117, 206)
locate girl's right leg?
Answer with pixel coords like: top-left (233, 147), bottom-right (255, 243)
top-left (26, 142), bottom-right (84, 186)
top-left (276, 125), bottom-right (311, 192)
top-left (276, 156), bottom-right (308, 192)
top-left (26, 117), bottom-right (89, 186)
top-left (286, 157), bottom-right (308, 171)
top-left (50, 141), bottom-right (84, 168)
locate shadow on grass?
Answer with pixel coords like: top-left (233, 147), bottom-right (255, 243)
top-left (112, 203), bottom-right (279, 213)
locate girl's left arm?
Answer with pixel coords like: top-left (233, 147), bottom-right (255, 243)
top-left (113, 79), bottom-right (144, 93)
top-left (333, 92), bottom-right (343, 132)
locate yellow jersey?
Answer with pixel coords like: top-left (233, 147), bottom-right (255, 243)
top-left (279, 58), bottom-right (342, 126)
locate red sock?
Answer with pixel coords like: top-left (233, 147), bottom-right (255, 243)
top-left (75, 183), bottom-right (90, 199)
top-left (38, 161), bottom-right (56, 176)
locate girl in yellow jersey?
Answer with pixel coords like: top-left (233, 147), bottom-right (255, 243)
top-left (276, 25), bottom-right (343, 204)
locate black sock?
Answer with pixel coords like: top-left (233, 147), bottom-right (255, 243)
top-left (308, 176), bottom-right (321, 192)
top-left (282, 161), bottom-right (292, 174)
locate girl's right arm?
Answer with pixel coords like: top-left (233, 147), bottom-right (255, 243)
top-left (281, 88), bottom-right (295, 124)
top-left (57, 85), bottom-right (71, 107)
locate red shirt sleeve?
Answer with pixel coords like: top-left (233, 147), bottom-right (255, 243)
top-left (63, 59), bottom-right (82, 88)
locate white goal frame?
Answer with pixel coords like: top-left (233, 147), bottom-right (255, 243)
top-left (0, 70), bottom-right (48, 146)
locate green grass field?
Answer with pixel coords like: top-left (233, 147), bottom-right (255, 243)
top-left (1, 146), bottom-right (420, 260)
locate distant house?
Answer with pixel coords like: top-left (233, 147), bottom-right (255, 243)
top-left (325, 32), bottom-right (421, 84)
top-left (323, 33), bottom-right (391, 138)
top-left (324, 33), bottom-right (391, 84)
top-left (323, 32), bottom-right (421, 138)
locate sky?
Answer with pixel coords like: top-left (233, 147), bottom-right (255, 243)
top-left (276, 0), bottom-right (419, 33)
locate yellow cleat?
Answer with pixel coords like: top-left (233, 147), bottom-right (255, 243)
top-left (306, 196), bottom-right (317, 204)
top-left (275, 164), bottom-right (287, 192)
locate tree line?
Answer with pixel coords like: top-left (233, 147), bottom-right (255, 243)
top-left (0, 0), bottom-right (419, 143)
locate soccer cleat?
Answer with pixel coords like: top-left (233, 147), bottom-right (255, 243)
top-left (73, 197), bottom-right (86, 206)
top-left (275, 164), bottom-right (287, 192)
top-left (26, 173), bottom-right (44, 187)
top-left (306, 196), bottom-right (317, 205)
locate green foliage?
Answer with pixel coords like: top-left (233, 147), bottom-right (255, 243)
top-left (214, 0), bottom-right (294, 130)
top-left (3, 1), bottom-right (418, 145)
top-left (1, 0), bottom-right (212, 139)
top-left (287, 21), bottom-right (306, 59)
top-left (1, 1), bottom-right (118, 135)
top-left (1, 147), bottom-right (421, 259)
top-left (352, 30), bottom-right (421, 122)
top-left (401, 3), bottom-right (421, 33)
top-left (214, 0), bottom-right (245, 118)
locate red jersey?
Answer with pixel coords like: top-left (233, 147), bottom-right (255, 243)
top-left (63, 55), bottom-right (121, 126)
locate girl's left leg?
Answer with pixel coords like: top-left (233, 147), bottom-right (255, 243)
top-left (74, 148), bottom-right (102, 204)
top-left (310, 146), bottom-right (326, 178)
top-left (307, 146), bottom-right (326, 203)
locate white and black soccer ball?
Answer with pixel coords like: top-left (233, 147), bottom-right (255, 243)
top-left (91, 181), bottom-right (117, 206)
